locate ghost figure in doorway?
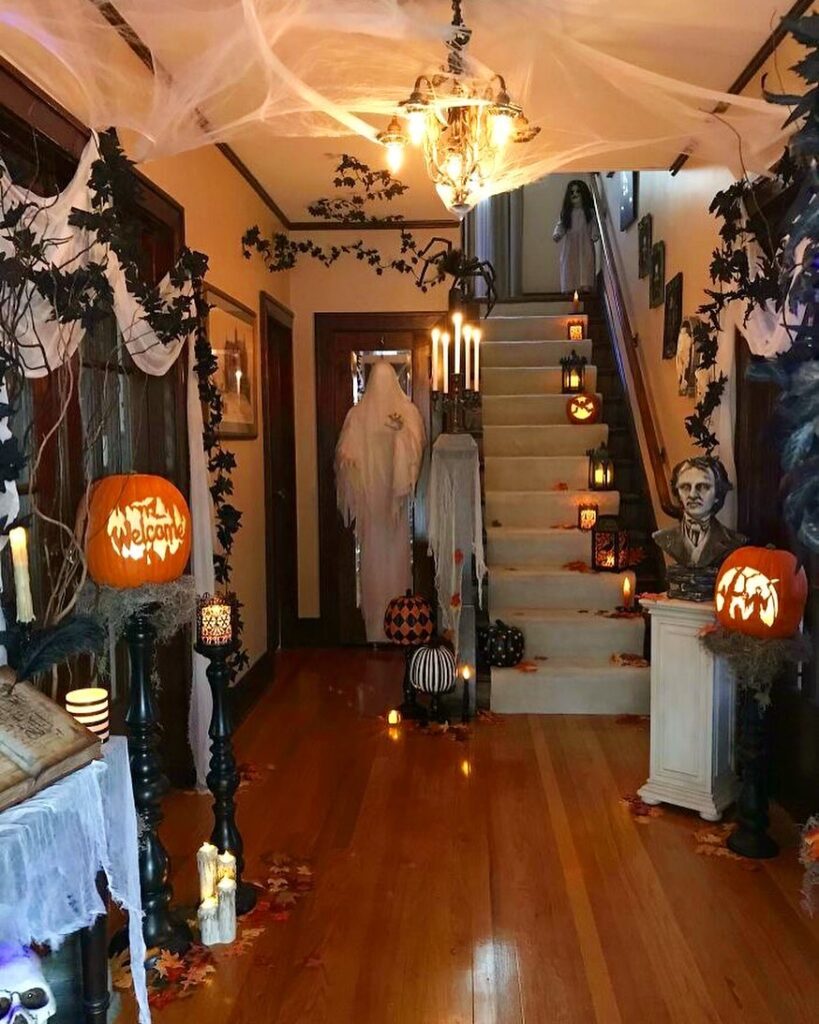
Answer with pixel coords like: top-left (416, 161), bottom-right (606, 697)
top-left (0, 945), bottom-right (56, 1024)
top-left (335, 360), bottom-right (425, 642)
top-left (552, 179), bottom-right (599, 293)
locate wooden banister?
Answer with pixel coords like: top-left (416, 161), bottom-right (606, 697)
top-left (590, 176), bottom-right (677, 519)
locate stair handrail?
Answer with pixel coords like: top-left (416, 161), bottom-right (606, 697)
top-left (590, 175), bottom-right (677, 519)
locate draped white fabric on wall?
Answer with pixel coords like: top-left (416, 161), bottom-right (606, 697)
top-left (0, 134), bottom-right (215, 786)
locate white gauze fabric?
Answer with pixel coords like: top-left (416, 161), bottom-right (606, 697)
top-left (335, 360), bottom-right (425, 641)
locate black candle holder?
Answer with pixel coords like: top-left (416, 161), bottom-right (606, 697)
top-left (125, 606), bottom-right (191, 950)
top-left (727, 688), bottom-right (779, 859)
top-left (399, 646), bottom-right (427, 721)
top-left (432, 372), bottom-right (481, 434)
top-left (195, 623), bottom-right (257, 915)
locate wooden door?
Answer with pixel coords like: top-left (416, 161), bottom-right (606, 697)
top-left (315, 312), bottom-right (439, 645)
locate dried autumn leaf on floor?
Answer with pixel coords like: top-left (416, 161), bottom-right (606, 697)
top-left (637, 592), bottom-right (667, 602)
top-left (180, 961), bottom-right (215, 990)
top-left (611, 652), bottom-right (649, 668)
top-left (620, 793), bottom-right (663, 821)
top-left (563, 560), bottom-right (592, 573)
top-left (476, 709), bottom-right (503, 724)
top-left (599, 609), bottom-right (643, 619)
top-left (153, 950), bottom-right (184, 979)
top-left (516, 661), bottom-right (539, 672)
top-left (491, 519), bottom-right (502, 527)
top-left (553, 481), bottom-right (569, 490)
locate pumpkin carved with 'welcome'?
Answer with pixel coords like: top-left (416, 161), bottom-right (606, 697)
top-left (86, 474), bottom-right (192, 588)
top-left (714, 545), bottom-right (807, 638)
top-left (566, 393), bottom-right (601, 425)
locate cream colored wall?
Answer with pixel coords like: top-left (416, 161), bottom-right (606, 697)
top-left (520, 173), bottom-right (593, 293)
top-left (141, 146), bottom-right (291, 670)
top-left (288, 228), bottom-right (458, 618)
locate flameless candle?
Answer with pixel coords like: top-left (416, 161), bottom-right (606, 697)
top-left (9, 526), bottom-right (34, 624)
top-left (577, 503), bottom-right (598, 532)
top-left (442, 331), bottom-right (450, 394)
top-left (198, 896), bottom-right (221, 946)
top-left (387, 709), bottom-right (401, 726)
top-left (216, 877), bottom-right (237, 944)
top-left (463, 325), bottom-right (472, 390)
top-left (198, 595), bottom-right (233, 647)
top-left (217, 850), bottom-right (237, 882)
top-left (622, 576), bottom-right (634, 609)
top-left (65, 687), bottom-right (109, 742)
top-left (568, 322), bottom-right (584, 341)
top-left (594, 465), bottom-right (605, 487)
top-left (197, 842), bottom-right (219, 903)
top-left (573, 289), bottom-right (580, 312)
top-left (473, 329), bottom-right (481, 392)
top-left (452, 311), bottom-right (462, 375)
top-left (431, 327), bottom-right (440, 392)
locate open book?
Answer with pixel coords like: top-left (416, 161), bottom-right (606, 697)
top-left (0, 671), bottom-right (101, 813)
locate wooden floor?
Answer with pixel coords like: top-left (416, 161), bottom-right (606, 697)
top-left (131, 648), bottom-right (819, 1024)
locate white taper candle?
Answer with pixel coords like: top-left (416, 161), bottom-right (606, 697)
top-left (452, 311), bottom-right (462, 375)
top-left (9, 526), bottom-right (34, 623)
top-left (442, 331), bottom-right (450, 394)
top-left (431, 327), bottom-right (440, 392)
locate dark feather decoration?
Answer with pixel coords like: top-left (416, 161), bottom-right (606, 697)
top-left (15, 614), bottom-right (106, 681)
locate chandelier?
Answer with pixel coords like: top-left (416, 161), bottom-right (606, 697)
top-left (377, 0), bottom-right (539, 218)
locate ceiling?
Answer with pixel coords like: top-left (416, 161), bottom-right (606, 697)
top-left (0, 1), bottom-right (803, 223)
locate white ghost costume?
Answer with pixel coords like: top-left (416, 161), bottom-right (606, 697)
top-left (552, 207), bottom-right (599, 293)
top-left (335, 360), bottom-right (425, 642)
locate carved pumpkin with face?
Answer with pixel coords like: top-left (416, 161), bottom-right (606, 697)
top-left (714, 546), bottom-right (807, 638)
top-left (85, 474), bottom-right (192, 588)
top-left (566, 393), bottom-right (601, 425)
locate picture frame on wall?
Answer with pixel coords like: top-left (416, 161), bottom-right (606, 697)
top-left (619, 171), bottom-right (638, 231)
top-left (638, 214), bottom-right (652, 279)
top-left (205, 284), bottom-right (258, 440)
top-left (649, 240), bottom-right (666, 309)
top-left (663, 272), bottom-right (684, 359)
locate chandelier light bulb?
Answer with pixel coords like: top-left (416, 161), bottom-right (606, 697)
top-left (491, 112), bottom-right (514, 148)
top-left (385, 140), bottom-right (404, 174)
top-left (445, 152), bottom-right (463, 180)
top-left (407, 110), bottom-right (427, 145)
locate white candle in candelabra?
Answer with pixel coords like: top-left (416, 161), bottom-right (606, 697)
top-left (442, 331), bottom-right (450, 394)
top-left (473, 329), bottom-right (481, 392)
top-left (217, 850), bottom-right (237, 882)
top-left (9, 526), bottom-right (34, 624)
top-left (197, 842), bottom-right (219, 903)
top-left (216, 877), bottom-right (237, 944)
top-left (431, 327), bottom-right (440, 392)
top-left (463, 324), bottom-right (472, 390)
top-left (452, 311), bottom-right (462, 376)
top-left (197, 896), bottom-right (221, 946)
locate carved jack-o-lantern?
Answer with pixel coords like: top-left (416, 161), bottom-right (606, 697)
top-left (566, 393), bottom-right (601, 425)
top-left (714, 545), bottom-right (807, 638)
top-left (86, 474), bottom-right (192, 588)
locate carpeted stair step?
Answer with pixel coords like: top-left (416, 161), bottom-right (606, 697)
top-left (489, 607), bottom-right (645, 661)
top-left (482, 392), bottom-right (604, 426)
top-left (481, 366), bottom-right (598, 395)
top-left (490, 301), bottom-right (581, 316)
top-left (487, 527), bottom-right (591, 567)
top-left (486, 489), bottom-right (619, 528)
top-left (484, 423), bottom-right (608, 457)
top-left (485, 456), bottom-right (590, 491)
top-left (481, 314), bottom-right (587, 342)
top-left (490, 660), bottom-right (650, 715)
top-left (482, 339), bottom-right (592, 368)
top-left (489, 566), bottom-right (633, 610)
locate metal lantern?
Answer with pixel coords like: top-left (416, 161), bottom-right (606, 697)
top-left (591, 516), bottom-right (630, 572)
top-left (577, 502), bottom-right (599, 532)
top-left (560, 349), bottom-right (587, 394)
top-left (567, 319), bottom-right (584, 342)
top-left (196, 592), bottom-right (236, 650)
top-left (587, 443), bottom-right (615, 490)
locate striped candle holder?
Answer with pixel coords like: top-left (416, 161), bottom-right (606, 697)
top-left (65, 686), bottom-right (110, 742)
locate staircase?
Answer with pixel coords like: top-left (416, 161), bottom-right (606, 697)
top-left (481, 301), bottom-right (650, 714)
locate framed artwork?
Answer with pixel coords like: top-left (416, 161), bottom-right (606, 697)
top-left (663, 272), bottom-right (684, 360)
top-left (205, 284), bottom-right (258, 439)
top-left (649, 240), bottom-right (666, 309)
top-left (638, 214), bottom-right (652, 279)
top-left (619, 171), bottom-right (638, 231)
top-left (676, 318), bottom-right (697, 396)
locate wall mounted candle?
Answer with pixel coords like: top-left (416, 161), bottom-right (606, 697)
top-left (560, 350), bottom-right (587, 394)
top-left (577, 502), bottom-right (599, 532)
top-left (9, 526), bottom-right (34, 623)
top-left (587, 443), bottom-right (615, 490)
top-left (65, 687), bottom-right (109, 742)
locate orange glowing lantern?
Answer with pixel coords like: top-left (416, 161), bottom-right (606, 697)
top-left (566, 393), bottom-right (601, 425)
top-left (714, 546), bottom-right (807, 638)
top-left (560, 350), bottom-right (587, 394)
top-left (591, 516), bottom-right (629, 572)
top-left (577, 502), bottom-right (598, 532)
top-left (567, 319), bottom-right (584, 342)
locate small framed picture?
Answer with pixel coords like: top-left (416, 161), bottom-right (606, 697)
top-left (205, 285), bottom-right (258, 440)
top-left (638, 214), bottom-right (652, 279)
top-left (619, 171), bottom-right (638, 231)
top-left (676, 318), bottom-right (697, 396)
top-left (663, 272), bottom-right (684, 360)
top-left (649, 241), bottom-right (666, 309)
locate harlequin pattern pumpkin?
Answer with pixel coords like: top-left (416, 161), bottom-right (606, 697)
top-left (715, 545), bottom-right (807, 638)
top-left (566, 393), bottom-right (601, 425)
top-left (384, 590), bottom-right (434, 645)
top-left (86, 474), bottom-right (192, 588)
top-left (409, 642), bottom-right (456, 694)
top-left (479, 619), bottom-right (525, 667)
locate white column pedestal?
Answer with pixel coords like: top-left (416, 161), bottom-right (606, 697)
top-left (638, 597), bottom-right (737, 821)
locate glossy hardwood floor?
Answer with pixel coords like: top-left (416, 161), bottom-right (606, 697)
top-left (135, 648), bottom-right (819, 1024)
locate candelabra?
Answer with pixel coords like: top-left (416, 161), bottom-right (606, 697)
top-left (432, 372), bottom-right (481, 434)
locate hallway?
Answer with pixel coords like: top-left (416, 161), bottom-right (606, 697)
top-left (139, 650), bottom-right (819, 1024)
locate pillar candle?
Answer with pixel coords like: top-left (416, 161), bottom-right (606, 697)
top-left (452, 312), bottom-right (462, 376)
top-left (217, 850), bottom-right (237, 882)
top-left (197, 842), bottom-right (219, 902)
top-left (9, 527), bottom-right (34, 623)
top-left (622, 576), bottom-right (634, 610)
top-left (463, 325), bottom-right (472, 390)
top-left (216, 877), bottom-right (237, 944)
top-left (431, 327), bottom-right (440, 391)
top-left (473, 329), bottom-right (481, 392)
top-left (573, 289), bottom-right (580, 312)
top-left (442, 331), bottom-right (450, 394)
top-left (198, 897), bottom-right (221, 946)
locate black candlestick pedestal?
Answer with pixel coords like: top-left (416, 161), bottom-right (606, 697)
top-left (196, 640), bottom-right (257, 915)
top-left (727, 687), bottom-right (779, 860)
top-left (125, 607), bottom-right (191, 951)
top-left (398, 646), bottom-right (426, 721)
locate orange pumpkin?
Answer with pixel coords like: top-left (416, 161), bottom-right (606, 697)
top-left (714, 545), bottom-right (807, 638)
top-left (566, 393), bottom-right (601, 425)
top-left (86, 474), bottom-right (192, 588)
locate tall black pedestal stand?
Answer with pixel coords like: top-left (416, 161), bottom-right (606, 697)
top-left (727, 686), bottom-right (779, 859)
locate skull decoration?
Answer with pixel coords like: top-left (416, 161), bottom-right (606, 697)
top-left (0, 946), bottom-right (56, 1024)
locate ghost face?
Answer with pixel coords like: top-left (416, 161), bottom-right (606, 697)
top-left (0, 948), bottom-right (56, 1024)
top-left (569, 183), bottom-right (583, 208)
top-left (676, 465), bottom-right (717, 524)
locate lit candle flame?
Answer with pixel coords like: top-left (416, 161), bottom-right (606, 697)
top-left (387, 709), bottom-right (401, 726)
top-left (622, 576), bottom-right (633, 609)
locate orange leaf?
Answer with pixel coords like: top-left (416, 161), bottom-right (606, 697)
top-left (516, 661), bottom-right (539, 673)
top-left (563, 560), bottom-right (592, 573)
top-left (553, 481), bottom-right (569, 491)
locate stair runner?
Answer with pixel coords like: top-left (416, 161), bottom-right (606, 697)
top-left (482, 303), bottom-right (650, 714)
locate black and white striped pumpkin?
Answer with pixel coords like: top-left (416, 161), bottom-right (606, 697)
top-left (409, 642), bottom-right (456, 695)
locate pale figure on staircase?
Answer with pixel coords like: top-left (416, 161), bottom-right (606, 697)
top-left (335, 359), bottom-right (425, 642)
top-left (552, 179), bottom-right (599, 293)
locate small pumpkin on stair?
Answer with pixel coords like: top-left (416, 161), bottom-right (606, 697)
top-left (479, 620), bottom-right (525, 668)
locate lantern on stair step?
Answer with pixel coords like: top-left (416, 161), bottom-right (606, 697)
top-left (591, 515), bottom-right (630, 572)
top-left (587, 443), bottom-right (615, 490)
top-left (560, 350), bottom-right (587, 394)
top-left (566, 393), bottom-right (601, 425)
top-left (577, 502), bottom-right (599, 532)
top-left (567, 319), bottom-right (584, 342)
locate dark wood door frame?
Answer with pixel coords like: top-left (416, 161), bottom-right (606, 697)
top-left (315, 310), bottom-right (441, 646)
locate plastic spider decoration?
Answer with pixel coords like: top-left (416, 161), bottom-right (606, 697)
top-left (416, 238), bottom-right (497, 314)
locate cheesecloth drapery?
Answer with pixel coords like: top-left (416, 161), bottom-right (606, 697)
top-left (335, 360), bottom-right (425, 641)
top-left (0, 738), bottom-right (150, 1024)
top-left (0, 134), bottom-right (215, 788)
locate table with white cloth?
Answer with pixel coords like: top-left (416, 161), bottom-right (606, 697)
top-left (0, 736), bottom-right (150, 1023)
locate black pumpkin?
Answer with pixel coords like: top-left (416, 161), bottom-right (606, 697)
top-left (479, 619), bottom-right (525, 668)
top-left (383, 590), bottom-right (434, 646)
